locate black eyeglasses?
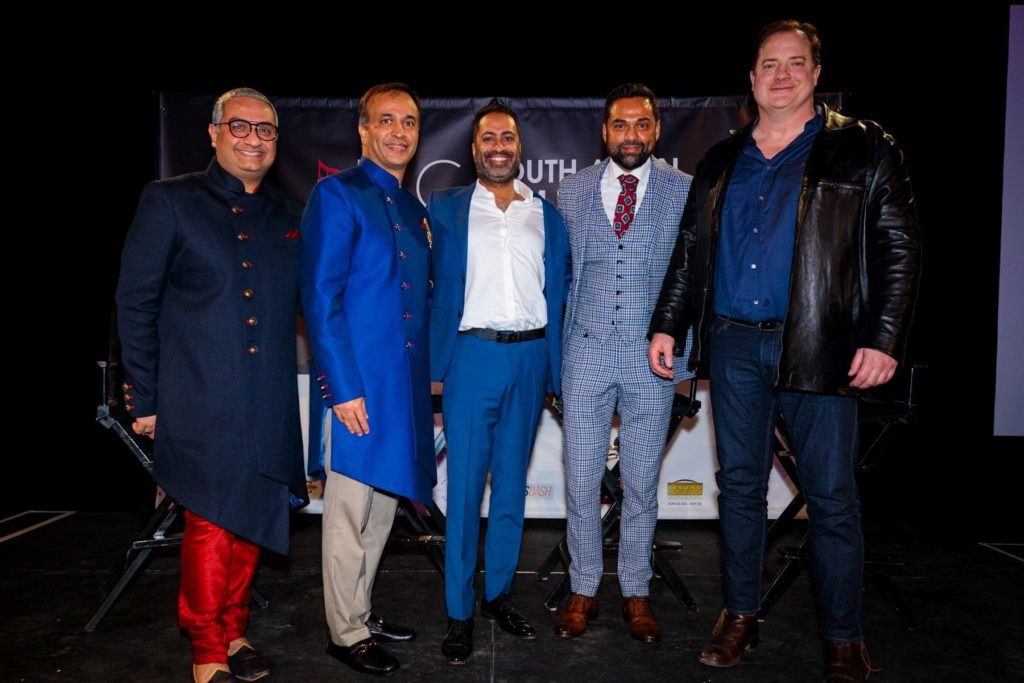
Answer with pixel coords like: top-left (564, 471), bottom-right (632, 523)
top-left (217, 118), bottom-right (278, 141)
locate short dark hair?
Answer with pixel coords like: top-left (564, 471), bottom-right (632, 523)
top-left (753, 20), bottom-right (822, 68)
top-left (603, 83), bottom-right (660, 124)
top-left (472, 98), bottom-right (520, 137)
top-left (358, 83), bottom-right (421, 125)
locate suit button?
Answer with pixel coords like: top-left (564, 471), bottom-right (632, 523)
top-left (246, 316), bottom-right (258, 326)
top-left (241, 260), bottom-right (253, 269)
top-left (232, 206), bottom-right (245, 214)
top-left (237, 233), bottom-right (249, 241)
top-left (248, 345), bottom-right (259, 354)
top-left (403, 312), bottom-right (413, 319)
top-left (398, 250), bottom-right (407, 260)
top-left (456, 310), bottom-right (462, 317)
top-left (394, 223), bottom-right (402, 231)
top-left (401, 282), bottom-right (410, 290)
top-left (461, 277), bottom-right (466, 284)
top-left (242, 289), bottom-right (254, 298)
top-left (385, 196), bottom-right (394, 204)
top-left (405, 341), bottom-right (415, 349)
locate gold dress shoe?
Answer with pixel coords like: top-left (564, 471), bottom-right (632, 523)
top-left (554, 593), bottom-right (598, 638)
top-left (621, 597), bottom-right (661, 643)
top-left (824, 640), bottom-right (879, 682)
top-left (698, 609), bottom-right (759, 667)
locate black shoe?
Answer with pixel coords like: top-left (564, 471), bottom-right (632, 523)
top-left (205, 672), bottom-right (241, 683)
top-left (366, 612), bottom-right (417, 643)
top-left (326, 637), bottom-right (399, 676)
top-left (441, 618), bottom-right (473, 665)
top-left (227, 645), bottom-right (271, 681)
top-left (481, 594), bottom-right (536, 639)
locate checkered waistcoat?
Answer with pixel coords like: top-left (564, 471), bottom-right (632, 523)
top-left (560, 158), bottom-right (694, 363)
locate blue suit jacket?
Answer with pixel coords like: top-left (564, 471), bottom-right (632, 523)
top-left (427, 183), bottom-right (571, 394)
top-left (299, 160), bottom-right (436, 504)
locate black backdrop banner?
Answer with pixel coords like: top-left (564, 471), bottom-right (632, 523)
top-left (157, 93), bottom-right (845, 203)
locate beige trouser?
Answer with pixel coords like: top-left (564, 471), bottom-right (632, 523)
top-left (322, 415), bottom-right (399, 647)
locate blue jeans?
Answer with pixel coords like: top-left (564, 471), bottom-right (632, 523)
top-left (708, 317), bottom-right (864, 642)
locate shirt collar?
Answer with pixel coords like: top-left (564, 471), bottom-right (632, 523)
top-left (746, 104), bottom-right (825, 151)
top-left (474, 178), bottom-right (535, 203)
top-left (607, 156), bottom-right (652, 184)
top-left (358, 156), bottom-right (402, 190)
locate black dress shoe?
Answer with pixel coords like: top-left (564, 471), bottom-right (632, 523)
top-left (205, 672), bottom-right (241, 683)
top-left (441, 618), bottom-right (473, 665)
top-left (326, 637), bottom-right (399, 676)
top-left (366, 612), bottom-right (417, 643)
top-left (227, 645), bottom-right (271, 681)
top-left (481, 594), bottom-right (536, 639)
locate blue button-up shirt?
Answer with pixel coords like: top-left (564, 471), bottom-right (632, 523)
top-left (713, 108), bottom-right (824, 322)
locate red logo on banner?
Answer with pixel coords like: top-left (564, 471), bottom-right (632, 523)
top-left (285, 229), bottom-right (300, 240)
top-left (317, 159), bottom-right (341, 179)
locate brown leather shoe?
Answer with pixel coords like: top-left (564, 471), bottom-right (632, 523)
top-left (824, 640), bottom-right (879, 682)
top-left (554, 593), bottom-right (598, 638)
top-left (621, 597), bottom-right (661, 643)
top-left (697, 609), bottom-right (759, 667)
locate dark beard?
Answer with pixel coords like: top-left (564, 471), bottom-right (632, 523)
top-left (475, 150), bottom-right (520, 184)
top-left (609, 141), bottom-right (652, 171)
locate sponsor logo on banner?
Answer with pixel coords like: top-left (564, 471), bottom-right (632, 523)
top-left (666, 479), bottom-right (704, 506)
top-left (526, 484), bottom-right (554, 498)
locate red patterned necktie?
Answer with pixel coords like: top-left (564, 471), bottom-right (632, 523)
top-left (614, 173), bottom-right (638, 238)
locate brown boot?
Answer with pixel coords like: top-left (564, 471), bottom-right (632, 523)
top-left (824, 640), bottom-right (879, 682)
top-left (554, 593), bottom-right (598, 638)
top-left (621, 597), bottom-right (661, 643)
top-left (697, 609), bottom-right (759, 667)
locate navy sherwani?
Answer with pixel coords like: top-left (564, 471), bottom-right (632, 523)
top-left (116, 160), bottom-right (308, 555)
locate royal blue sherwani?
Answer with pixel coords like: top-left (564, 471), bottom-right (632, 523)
top-left (300, 158), bottom-right (435, 503)
top-left (558, 157), bottom-right (694, 598)
top-left (428, 182), bottom-right (570, 619)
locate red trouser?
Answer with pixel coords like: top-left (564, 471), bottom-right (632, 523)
top-left (178, 511), bottom-right (260, 664)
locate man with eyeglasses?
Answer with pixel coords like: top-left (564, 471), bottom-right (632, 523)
top-left (300, 83), bottom-right (436, 677)
top-left (117, 87), bottom-right (308, 683)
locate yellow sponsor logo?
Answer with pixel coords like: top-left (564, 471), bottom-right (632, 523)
top-left (667, 479), bottom-right (703, 497)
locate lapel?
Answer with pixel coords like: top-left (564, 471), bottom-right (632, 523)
top-left (452, 184), bottom-right (476, 279)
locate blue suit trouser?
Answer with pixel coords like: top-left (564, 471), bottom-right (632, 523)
top-left (441, 333), bottom-right (548, 619)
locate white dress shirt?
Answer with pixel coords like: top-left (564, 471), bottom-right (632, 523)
top-left (461, 179), bottom-right (547, 332)
top-left (601, 157), bottom-right (653, 225)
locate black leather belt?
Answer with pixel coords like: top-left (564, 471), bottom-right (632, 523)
top-left (458, 327), bottom-right (546, 343)
top-left (717, 315), bottom-right (783, 331)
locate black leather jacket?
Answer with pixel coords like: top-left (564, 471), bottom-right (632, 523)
top-left (649, 104), bottom-right (921, 395)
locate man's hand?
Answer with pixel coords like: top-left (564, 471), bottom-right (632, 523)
top-left (648, 333), bottom-right (676, 380)
top-left (132, 415), bottom-right (157, 439)
top-left (333, 397), bottom-right (370, 436)
top-left (848, 348), bottom-right (897, 389)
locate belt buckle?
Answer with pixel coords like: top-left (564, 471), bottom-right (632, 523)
top-left (495, 330), bottom-right (518, 343)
